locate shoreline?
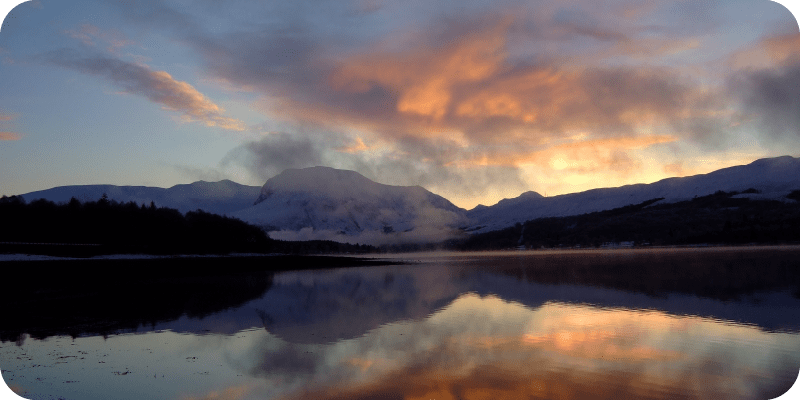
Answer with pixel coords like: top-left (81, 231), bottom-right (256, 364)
top-left (4, 242), bottom-right (800, 262)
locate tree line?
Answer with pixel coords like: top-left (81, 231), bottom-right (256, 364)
top-left (0, 195), bottom-right (374, 255)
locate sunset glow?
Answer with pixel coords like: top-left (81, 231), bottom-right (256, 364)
top-left (0, 0), bottom-right (798, 208)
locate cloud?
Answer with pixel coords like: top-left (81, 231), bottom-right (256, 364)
top-left (105, 0), bottom-right (743, 202)
top-left (138, 6), bottom-right (723, 149)
top-left (172, 164), bottom-right (229, 182)
top-left (663, 162), bottom-right (686, 176)
top-left (0, 132), bottom-right (20, 140)
top-left (64, 24), bottom-right (98, 47)
top-left (731, 61), bottom-right (800, 142)
top-left (228, 16), bottom-right (724, 152)
top-left (221, 132), bottom-right (328, 181)
top-left (455, 134), bottom-right (677, 172)
top-left (0, 113), bottom-right (14, 121)
top-left (64, 24), bottom-right (136, 53)
top-left (222, 131), bottom-right (528, 205)
top-left (42, 49), bottom-right (246, 131)
top-left (727, 33), bottom-right (800, 70)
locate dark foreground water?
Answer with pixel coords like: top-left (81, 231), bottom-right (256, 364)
top-left (2, 247), bottom-right (800, 400)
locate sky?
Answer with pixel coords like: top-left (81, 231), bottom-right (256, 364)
top-left (0, 0), bottom-right (798, 209)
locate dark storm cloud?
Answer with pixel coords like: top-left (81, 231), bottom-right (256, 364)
top-left (733, 62), bottom-right (800, 141)
top-left (221, 132), bottom-right (327, 182)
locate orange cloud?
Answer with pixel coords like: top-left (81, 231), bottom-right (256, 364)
top-left (0, 113), bottom-right (15, 121)
top-left (266, 17), bottom-right (714, 150)
top-left (65, 24), bottom-right (99, 47)
top-left (0, 132), bottom-right (20, 140)
top-left (46, 50), bottom-right (247, 131)
top-left (663, 162), bottom-right (686, 176)
top-left (728, 33), bottom-right (800, 70)
top-left (335, 137), bottom-right (370, 154)
top-left (458, 134), bottom-right (677, 169)
top-left (606, 36), bottom-right (702, 59)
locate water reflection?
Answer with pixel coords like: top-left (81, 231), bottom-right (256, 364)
top-left (2, 248), bottom-right (800, 399)
top-left (186, 294), bottom-right (798, 400)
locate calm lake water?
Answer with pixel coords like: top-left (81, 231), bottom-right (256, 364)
top-left (2, 247), bottom-right (800, 400)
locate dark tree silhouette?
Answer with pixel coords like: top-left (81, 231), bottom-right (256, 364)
top-left (0, 195), bottom-right (376, 256)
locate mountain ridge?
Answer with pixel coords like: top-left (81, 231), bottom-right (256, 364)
top-left (466, 155), bottom-right (800, 233)
top-left (14, 155), bottom-right (800, 243)
top-left (17, 180), bottom-right (262, 216)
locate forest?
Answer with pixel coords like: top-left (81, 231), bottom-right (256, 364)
top-left (0, 194), bottom-right (374, 256)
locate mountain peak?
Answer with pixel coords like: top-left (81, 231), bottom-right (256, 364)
top-left (748, 155), bottom-right (798, 167)
top-left (254, 166), bottom-right (381, 205)
top-left (236, 166), bottom-right (467, 244)
top-left (519, 191), bottom-right (544, 199)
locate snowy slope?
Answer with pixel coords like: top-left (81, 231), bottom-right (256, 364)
top-left (18, 180), bottom-right (262, 215)
top-left (231, 166), bottom-right (468, 244)
top-left (466, 156), bottom-right (800, 233)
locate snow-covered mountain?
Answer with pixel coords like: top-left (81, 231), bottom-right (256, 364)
top-left (230, 166), bottom-right (468, 244)
top-left (466, 155), bottom-right (800, 233)
top-left (15, 155), bottom-right (800, 243)
top-left (19, 180), bottom-right (262, 216)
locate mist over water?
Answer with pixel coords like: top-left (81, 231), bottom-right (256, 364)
top-left (2, 247), bottom-right (800, 399)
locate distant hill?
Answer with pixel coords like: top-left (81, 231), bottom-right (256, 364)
top-left (452, 189), bottom-right (800, 251)
top-left (19, 180), bottom-right (262, 216)
top-left (466, 155), bottom-right (800, 233)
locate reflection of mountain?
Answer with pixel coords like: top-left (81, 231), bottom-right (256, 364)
top-left (0, 256), bottom-right (398, 342)
top-left (7, 249), bottom-right (799, 344)
top-left (448, 249), bottom-right (800, 332)
top-left (184, 249), bottom-right (800, 345)
top-left (251, 266), bottom-right (462, 344)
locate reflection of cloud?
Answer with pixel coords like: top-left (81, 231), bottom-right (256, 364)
top-left (42, 49), bottom-right (246, 131)
top-left (206, 294), bottom-right (799, 400)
